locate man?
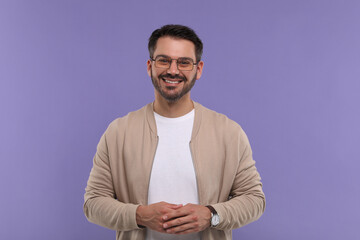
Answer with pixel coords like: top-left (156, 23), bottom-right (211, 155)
top-left (84, 24), bottom-right (265, 240)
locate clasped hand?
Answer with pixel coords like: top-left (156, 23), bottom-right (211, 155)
top-left (136, 201), bottom-right (211, 234)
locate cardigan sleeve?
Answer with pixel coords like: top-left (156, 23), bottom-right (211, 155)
top-left (211, 128), bottom-right (266, 230)
top-left (83, 131), bottom-right (141, 231)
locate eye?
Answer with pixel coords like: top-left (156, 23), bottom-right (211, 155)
top-left (178, 59), bottom-right (192, 65)
top-left (156, 57), bottom-right (171, 67)
top-left (158, 58), bottom-right (168, 63)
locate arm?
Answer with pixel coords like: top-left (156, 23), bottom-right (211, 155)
top-left (84, 129), bottom-right (188, 233)
top-left (161, 138), bottom-right (264, 234)
top-left (211, 129), bottom-right (266, 230)
top-left (151, 128), bottom-right (265, 234)
top-left (83, 132), bottom-right (140, 231)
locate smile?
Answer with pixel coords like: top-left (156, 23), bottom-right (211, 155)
top-left (162, 78), bottom-right (183, 84)
top-left (165, 79), bottom-right (181, 84)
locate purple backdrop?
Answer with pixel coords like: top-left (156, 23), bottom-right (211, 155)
top-left (1, 0), bottom-right (359, 239)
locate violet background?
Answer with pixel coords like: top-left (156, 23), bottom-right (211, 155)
top-left (1, 0), bottom-right (359, 239)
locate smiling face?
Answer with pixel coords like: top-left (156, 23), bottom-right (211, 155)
top-left (147, 36), bottom-right (204, 103)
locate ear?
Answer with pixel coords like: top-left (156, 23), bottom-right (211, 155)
top-left (147, 59), bottom-right (152, 77)
top-left (195, 61), bottom-right (204, 80)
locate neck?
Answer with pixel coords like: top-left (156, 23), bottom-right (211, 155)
top-left (153, 93), bottom-right (194, 118)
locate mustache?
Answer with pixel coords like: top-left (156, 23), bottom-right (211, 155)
top-left (159, 74), bottom-right (186, 81)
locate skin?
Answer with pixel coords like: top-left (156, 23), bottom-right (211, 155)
top-left (147, 36), bottom-right (204, 118)
top-left (136, 37), bottom-right (211, 234)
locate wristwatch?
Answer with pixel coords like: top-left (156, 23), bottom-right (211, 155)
top-left (206, 205), bottom-right (220, 227)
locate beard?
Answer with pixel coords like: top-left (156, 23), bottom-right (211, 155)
top-left (151, 71), bottom-right (197, 103)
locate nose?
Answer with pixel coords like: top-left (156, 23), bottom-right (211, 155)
top-left (167, 59), bottom-right (179, 75)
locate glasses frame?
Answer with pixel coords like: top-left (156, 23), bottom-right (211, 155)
top-left (150, 55), bottom-right (199, 71)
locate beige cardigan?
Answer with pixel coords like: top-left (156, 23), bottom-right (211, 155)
top-left (84, 102), bottom-right (265, 240)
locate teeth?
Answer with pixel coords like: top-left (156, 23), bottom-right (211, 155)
top-left (165, 79), bottom-right (180, 84)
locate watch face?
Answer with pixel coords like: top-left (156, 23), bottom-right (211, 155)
top-left (211, 213), bottom-right (220, 226)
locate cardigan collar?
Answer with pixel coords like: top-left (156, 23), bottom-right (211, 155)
top-left (145, 101), bottom-right (203, 140)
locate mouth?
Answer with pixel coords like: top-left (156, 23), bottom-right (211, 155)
top-left (161, 77), bottom-right (183, 85)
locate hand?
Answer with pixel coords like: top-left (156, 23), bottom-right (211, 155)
top-left (162, 203), bottom-right (211, 234)
top-left (136, 201), bottom-right (182, 233)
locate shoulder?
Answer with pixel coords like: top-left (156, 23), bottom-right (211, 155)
top-left (193, 102), bottom-right (253, 162)
top-left (195, 103), bottom-right (251, 149)
top-left (104, 103), bottom-right (150, 136)
top-left (196, 103), bottom-right (244, 133)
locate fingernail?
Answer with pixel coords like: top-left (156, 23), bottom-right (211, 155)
top-left (163, 215), bottom-right (168, 220)
top-left (163, 223), bottom-right (168, 228)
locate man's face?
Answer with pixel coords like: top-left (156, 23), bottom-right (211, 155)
top-left (147, 37), bottom-right (204, 102)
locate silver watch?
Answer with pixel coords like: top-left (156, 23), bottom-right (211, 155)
top-left (206, 205), bottom-right (220, 227)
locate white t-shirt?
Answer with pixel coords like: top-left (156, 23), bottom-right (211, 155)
top-left (146, 109), bottom-right (200, 240)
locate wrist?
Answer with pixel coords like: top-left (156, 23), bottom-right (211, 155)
top-left (205, 205), bottom-right (220, 228)
top-left (136, 205), bottom-right (146, 228)
top-left (204, 206), bottom-right (211, 228)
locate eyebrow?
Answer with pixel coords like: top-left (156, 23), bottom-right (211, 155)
top-left (155, 54), bottom-right (194, 61)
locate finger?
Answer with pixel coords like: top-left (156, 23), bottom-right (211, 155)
top-left (162, 214), bottom-right (197, 229)
top-left (168, 204), bottom-right (183, 210)
top-left (160, 201), bottom-right (180, 207)
top-left (165, 222), bottom-right (199, 234)
top-left (162, 206), bottom-right (193, 221)
top-left (162, 204), bottom-right (182, 216)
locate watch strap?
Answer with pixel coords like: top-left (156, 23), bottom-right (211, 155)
top-left (206, 205), bottom-right (220, 227)
top-left (205, 205), bottom-right (217, 215)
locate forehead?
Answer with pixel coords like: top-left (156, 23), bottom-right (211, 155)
top-left (153, 36), bottom-right (196, 59)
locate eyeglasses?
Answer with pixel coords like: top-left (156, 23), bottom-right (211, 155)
top-left (150, 55), bottom-right (198, 71)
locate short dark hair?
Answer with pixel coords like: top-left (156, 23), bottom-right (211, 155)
top-left (148, 24), bottom-right (203, 62)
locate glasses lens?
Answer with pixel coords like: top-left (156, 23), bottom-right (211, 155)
top-left (155, 57), bottom-right (170, 68)
top-left (177, 58), bottom-right (193, 71)
top-left (154, 56), bottom-right (194, 70)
